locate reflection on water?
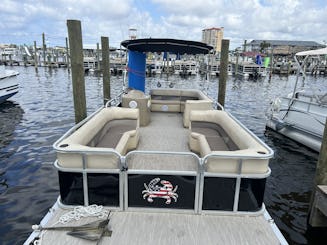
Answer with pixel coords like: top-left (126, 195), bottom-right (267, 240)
top-left (0, 102), bottom-right (24, 197)
top-left (0, 171), bottom-right (9, 195)
top-left (0, 102), bottom-right (24, 149)
top-left (0, 66), bottom-right (326, 244)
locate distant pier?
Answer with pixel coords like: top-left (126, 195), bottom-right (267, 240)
top-left (1, 41), bottom-right (326, 77)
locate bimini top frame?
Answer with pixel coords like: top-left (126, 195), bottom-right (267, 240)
top-left (121, 38), bottom-right (213, 55)
top-left (292, 47), bottom-right (327, 98)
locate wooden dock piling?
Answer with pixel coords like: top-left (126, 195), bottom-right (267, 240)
top-left (308, 118), bottom-right (327, 228)
top-left (42, 33), bottom-right (46, 67)
top-left (218, 39), bottom-right (229, 107)
top-left (9, 54), bottom-right (12, 66)
top-left (234, 51), bottom-right (239, 76)
top-left (101, 36), bottom-right (111, 105)
top-left (243, 40), bottom-right (247, 62)
top-left (67, 19), bottom-right (87, 124)
top-left (23, 54), bottom-right (27, 67)
top-left (34, 41), bottom-right (38, 72)
top-left (65, 37), bottom-right (70, 70)
top-left (96, 42), bottom-right (100, 71)
top-left (53, 49), bottom-right (57, 63)
top-left (269, 48), bottom-right (274, 80)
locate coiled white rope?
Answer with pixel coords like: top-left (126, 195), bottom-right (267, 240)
top-left (58, 205), bottom-right (109, 224)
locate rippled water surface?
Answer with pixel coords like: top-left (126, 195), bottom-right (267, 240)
top-left (0, 66), bottom-right (326, 244)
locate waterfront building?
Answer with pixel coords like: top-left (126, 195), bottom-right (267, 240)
top-left (249, 40), bottom-right (325, 55)
top-left (202, 27), bottom-right (224, 53)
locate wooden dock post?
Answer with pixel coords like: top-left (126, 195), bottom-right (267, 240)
top-left (42, 33), bottom-right (46, 67)
top-left (9, 54), bottom-right (13, 66)
top-left (67, 20), bottom-right (87, 124)
top-left (47, 53), bottom-right (51, 67)
top-left (218, 39), bottom-right (229, 107)
top-left (34, 41), bottom-right (38, 72)
top-left (101, 36), bottom-right (111, 105)
top-left (269, 48), bottom-right (274, 80)
top-left (96, 42), bottom-right (100, 71)
top-left (308, 118), bottom-right (327, 228)
top-left (65, 37), bottom-right (70, 70)
top-left (243, 40), bottom-right (247, 62)
top-left (54, 49), bottom-right (57, 64)
top-left (235, 51), bottom-right (239, 76)
top-left (23, 54), bottom-right (27, 67)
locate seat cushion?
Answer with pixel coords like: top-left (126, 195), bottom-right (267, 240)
top-left (191, 121), bottom-right (239, 151)
top-left (92, 119), bottom-right (137, 148)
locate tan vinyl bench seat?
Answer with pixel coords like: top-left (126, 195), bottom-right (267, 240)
top-left (189, 110), bottom-right (269, 174)
top-left (57, 107), bottom-right (139, 169)
top-left (150, 89), bottom-right (213, 127)
top-left (191, 121), bottom-right (239, 151)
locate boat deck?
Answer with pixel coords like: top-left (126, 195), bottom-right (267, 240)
top-left (33, 204), bottom-right (281, 245)
top-left (26, 111), bottom-right (285, 244)
top-left (27, 105), bottom-right (287, 244)
top-left (128, 112), bottom-right (198, 171)
top-left (138, 112), bottom-right (189, 152)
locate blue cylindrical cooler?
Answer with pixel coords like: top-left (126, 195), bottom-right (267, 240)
top-left (128, 51), bottom-right (146, 92)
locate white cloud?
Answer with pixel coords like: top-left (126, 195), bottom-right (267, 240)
top-left (0, 0), bottom-right (326, 49)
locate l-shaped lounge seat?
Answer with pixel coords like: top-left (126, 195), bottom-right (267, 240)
top-left (56, 107), bottom-right (139, 169)
top-left (189, 110), bottom-right (270, 174)
top-left (150, 89), bottom-right (213, 127)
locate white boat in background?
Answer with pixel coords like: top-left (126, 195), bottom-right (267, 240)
top-left (233, 61), bottom-right (267, 78)
top-left (0, 66), bottom-right (19, 103)
top-left (266, 47), bottom-right (327, 152)
top-left (174, 60), bottom-right (197, 76)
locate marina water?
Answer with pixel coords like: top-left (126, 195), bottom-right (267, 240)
top-left (0, 66), bottom-right (326, 244)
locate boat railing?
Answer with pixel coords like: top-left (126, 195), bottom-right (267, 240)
top-left (54, 146), bottom-right (121, 158)
top-left (227, 110), bottom-right (274, 156)
top-left (53, 96), bottom-right (274, 215)
top-left (122, 149), bottom-right (271, 215)
top-left (201, 154), bottom-right (271, 214)
top-left (278, 96), bottom-right (326, 137)
top-left (212, 100), bottom-right (225, 110)
top-left (280, 96), bottom-right (327, 117)
top-left (53, 138), bottom-right (272, 214)
top-left (53, 105), bottom-right (125, 210)
top-left (105, 90), bottom-right (126, 107)
top-left (53, 107), bottom-right (104, 147)
top-left (124, 150), bottom-right (201, 213)
top-left (54, 147), bottom-right (124, 210)
top-left (284, 92), bottom-right (327, 107)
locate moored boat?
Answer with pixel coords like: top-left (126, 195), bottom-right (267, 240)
top-left (25, 38), bottom-right (287, 245)
top-left (0, 66), bottom-right (19, 103)
top-left (266, 47), bottom-right (327, 152)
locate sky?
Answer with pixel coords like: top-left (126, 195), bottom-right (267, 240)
top-left (0, 0), bottom-right (326, 50)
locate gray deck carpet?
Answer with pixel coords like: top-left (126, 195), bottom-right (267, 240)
top-left (127, 112), bottom-right (199, 171)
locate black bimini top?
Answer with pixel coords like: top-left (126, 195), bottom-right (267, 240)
top-left (121, 38), bottom-right (213, 55)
